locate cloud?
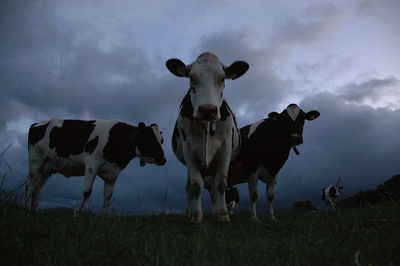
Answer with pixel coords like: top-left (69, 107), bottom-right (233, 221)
top-left (337, 77), bottom-right (400, 109)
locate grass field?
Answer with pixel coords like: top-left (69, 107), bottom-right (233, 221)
top-left (1, 200), bottom-right (399, 266)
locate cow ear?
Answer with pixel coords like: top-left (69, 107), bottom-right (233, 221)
top-left (225, 61), bottom-right (249, 80)
top-left (166, 59), bottom-right (190, 77)
top-left (268, 112), bottom-right (280, 120)
top-left (305, 110), bottom-right (320, 120)
top-left (138, 122), bottom-right (146, 129)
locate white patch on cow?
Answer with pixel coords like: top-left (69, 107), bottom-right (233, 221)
top-left (287, 104), bottom-right (300, 121)
top-left (247, 119), bottom-right (264, 138)
top-left (151, 124), bottom-right (163, 145)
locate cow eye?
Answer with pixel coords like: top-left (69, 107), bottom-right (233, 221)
top-left (190, 76), bottom-right (199, 85)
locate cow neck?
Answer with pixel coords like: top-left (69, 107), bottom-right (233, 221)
top-left (201, 120), bottom-right (215, 169)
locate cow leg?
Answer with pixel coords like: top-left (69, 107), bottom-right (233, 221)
top-left (25, 158), bottom-right (45, 211)
top-left (75, 169), bottom-right (96, 216)
top-left (248, 172), bottom-right (259, 221)
top-left (213, 175), bottom-right (230, 223)
top-left (266, 177), bottom-right (278, 221)
top-left (184, 174), bottom-right (192, 218)
top-left (103, 179), bottom-right (116, 216)
top-left (187, 166), bottom-right (204, 223)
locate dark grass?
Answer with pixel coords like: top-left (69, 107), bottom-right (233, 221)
top-left (1, 201), bottom-right (399, 266)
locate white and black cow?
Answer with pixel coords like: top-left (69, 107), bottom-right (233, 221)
top-left (167, 52), bottom-right (249, 223)
top-left (227, 104), bottom-right (320, 221)
top-left (25, 118), bottom-right (166, 215)
top-left (322, 185), bottom-right (343, 210)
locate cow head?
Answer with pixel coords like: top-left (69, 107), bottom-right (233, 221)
top-left (268, 103), bottom-right (320, 154)
top-left (135, 122), bottom-right (166, 166)
top-left (166, 52), bottom-right (249, 122)
top-left (330, 185), bottom-right (343, 199)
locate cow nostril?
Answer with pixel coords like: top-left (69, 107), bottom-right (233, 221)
top-left (198, 105), bottom-right (218, 120)
top-left (198, 105), bottom-right (217, 114)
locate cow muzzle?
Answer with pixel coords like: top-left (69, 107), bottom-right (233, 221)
top-left (290, 133), bottom-right (303, 146)
top-left (155, 157), bottom-right (167, 166)
top-left (197, 104), bottom-right (218, 121)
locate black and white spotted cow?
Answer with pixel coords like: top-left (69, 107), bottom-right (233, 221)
top-left (25, 118), bottom-right (166, 215)
top-left (227, 104), bottom-right (320, 221)
top-left (322, 185), bottom-right (343, 210)
top-left (166, 52), bottom-right (249, 223)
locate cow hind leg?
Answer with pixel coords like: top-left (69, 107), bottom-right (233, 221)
top-left (25, 158), bottom-right (50, 211)
top-left (103, 179), bottom-right (116, 216)
top-left (266, 178), bottom-right (277, 221)
top-left (248, 173), bottom-right (259, 221)
top-left (74, 169), bottom-right (97, 216)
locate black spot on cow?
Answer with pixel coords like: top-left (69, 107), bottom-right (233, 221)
top-left (220, 100), bottom-right (231, 121)
top-left (179, 91), bottom-right (194, 121)
top-left (329, 186), bottom-right (337, 198)
top-left (172, 123), bottom-right (180, 150)
top-left (181, 129), bottom-right (187, 141)
top-left (103, 122), bottom-right (137, 169)
top-left (28, 122), bottom-right (49, 146)
top-left (192, 182), bottom-right (202, 198)
top-left (85, 136), bottom-right (99, 154)
top-left (49, 120), bottom-right (96, 158)
top-left (251, 191), bottom-right (258, 202)
top-left (135, 122), bottom-right (166, 166)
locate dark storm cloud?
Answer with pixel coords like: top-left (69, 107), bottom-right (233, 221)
top-left (338, 77), bottom-right (399, 104)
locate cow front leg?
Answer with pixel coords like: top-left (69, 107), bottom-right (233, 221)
top-left (74, 170), bottom-right (96, 216)
top-left (103, 179), bottom-right (116, 216)
top-left (248, 172), bottom-right (259, 221)
top-left (184, 176), bottom-right (192, 219)
top-left (266, 178), bottom-right (277, 221)
top-left (214, 160), bottom-right (230, 224)
top-left (187, 166), bottom-right (204, 223)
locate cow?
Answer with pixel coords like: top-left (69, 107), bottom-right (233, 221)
top-left (166, 52), bottom-right (249, 223)
top-left (322, 185), bottom-right (343, 210)
top-left (292, 200), bottom-right (317, 212)
top-left (25, 118), bottom-right (166, 216)
top-left (226, 186), bottom-right (239, 215)
top-left (227, 103), bottom-right (320, 221)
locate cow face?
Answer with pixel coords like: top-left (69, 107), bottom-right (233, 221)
top-left (166, 52), bottom-right (249, 122)
top-left (135, 122), bottom-right (166, 166)
top-left (330, 185), bottom-right (343, 199)
top-left (268, 104), bottom-right (320, 148)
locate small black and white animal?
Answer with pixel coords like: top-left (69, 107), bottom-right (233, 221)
top-left (25, 118), bottom-right (166, 215)
top-left (227, 103), bottom-right (320, 221)
top-left (321, 185), bottom-right (343, 210)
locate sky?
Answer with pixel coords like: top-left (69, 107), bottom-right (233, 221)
top-left (1, 0), bottom-right (399, 215)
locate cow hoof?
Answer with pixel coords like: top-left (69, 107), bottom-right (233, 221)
top-left (218, 215), bottom-right (230, 224)
top-left (190, 217), bottom-right (202, 224)
top-left (249, 216), bottom-right (259, 222)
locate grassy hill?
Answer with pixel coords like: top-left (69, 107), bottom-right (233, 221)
top-left (1, 200), bottom-right (399, 265)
